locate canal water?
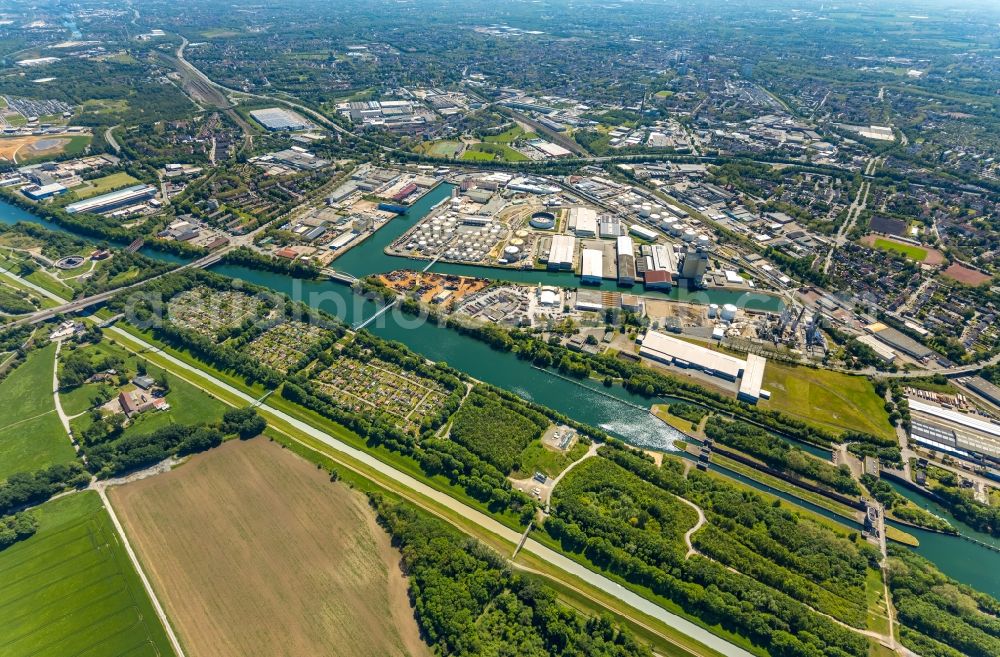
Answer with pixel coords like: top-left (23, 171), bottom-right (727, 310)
top-left (3, 192), bottom-right (998, 596)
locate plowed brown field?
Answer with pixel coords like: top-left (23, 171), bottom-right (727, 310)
top-left (108, 438), bottom-right (430, 657)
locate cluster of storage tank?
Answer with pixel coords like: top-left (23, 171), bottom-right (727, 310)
top-left (629, 203), bottom-right (712, 251)
top-left (401, 213), bottom-right (503, 263)
top-left (707, 303), bottom-right (739, 321)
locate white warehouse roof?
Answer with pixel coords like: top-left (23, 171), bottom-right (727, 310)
top-left (616, 235), bottom-right (634, 258)
top-left (548, 234), bottom-right (576, 268)
top-left (738, 354), bottom-right (767, 403)
top-left (639, 331), bottom-right (745, 381)
top-left (581, 248), bottom-right (603, 281)
top-left (571, 207), bottom-right (598, 236)
top-left (630, 224), bottom-right (658, 241)
top-left (908, 399), bottom-right (1000, 440)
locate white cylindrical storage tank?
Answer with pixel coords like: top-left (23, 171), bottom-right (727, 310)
top-left (650, 213), bottom-right (661, 222)
top-left (682, 229), bottom-right (696, 243)
top-left (721, 304), bottom-right (738, 321)
top-left (669, 223), bottom-right (682, 236)
top-left (708, 303), bottom-right (719, 318)
top-left (697, 235), bottom-right (711, 250)
top-left (639, 204), bottom-right (652, 218)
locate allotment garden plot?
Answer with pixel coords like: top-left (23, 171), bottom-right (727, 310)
top-left (311, 352), bottom-right (451, 433)
top-left (246, 321), bottom-right (333, 374)
top-left (167, 286), bottom-right (278, 340)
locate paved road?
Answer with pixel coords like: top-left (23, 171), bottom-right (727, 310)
top-left (4, 247), bottom-right (231, 328)
top-left (106, 325), bottom-right (755, 657)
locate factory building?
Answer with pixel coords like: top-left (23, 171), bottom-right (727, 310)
top-left (856, 334), bottom-right (897, 363)
top-left (599, 216), bottom-right (622, 238)
top-left (908, 398), bottom-right (1000, 460)
top-left (640, 331), bottom-right (770, 403)
top-left (967, 377), bottom-right (1000, 407)
top-left (643, 270), bottom-right (673, 291)
top-left (65, 184), bottom-right (157, 215)
top-left (581, 248), bottom-right (604, 284)
top-left (616, 235), bottom-right (636, 286)
top-left (21, 183), bottom-right (67, 200)
top-left (864, 323), bottom-right (934, 361)
top-left (737, 354), bottom-right (768, 404)
top-left (629, 224), bottom-right (658, 242)
top-left (680, 248), bottom-right (709, 281)
top-left (570, 207), bottom-right (598, 237)
top-left (249, 107), bottom-right (312, 131)
top-left (546, 234), bottom-right (576, 271)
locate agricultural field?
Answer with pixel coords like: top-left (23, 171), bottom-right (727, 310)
top-left (167, 286), bottom-right (277, 340)
top-left (245, 321), bottom-right (333, 373)
top-left (70, 172), bottom-right (141, 200)
top-left (0, 342), bottom-right (77, 480)
top-left (311, 351), bottom-right (450, 433)
top-left (759, 361), bottom-right (895, 441)
top-left (108, 438), bottom-right (430, 657)
top-left (0, 491), bottom-right (175, 657)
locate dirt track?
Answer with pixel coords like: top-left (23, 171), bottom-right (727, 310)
top-left (108, 438), bottom-right (430, 657)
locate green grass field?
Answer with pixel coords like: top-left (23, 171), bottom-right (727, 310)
top-left (0, 343), bottom-right (77, 479)
top-left (0, 491), bottom-right (175, 657)
top-left (872, 238), bottom-right (927, 261)
top-left (72, 172), bottom-right (140, 200)
top-left (483, 125), bottom-right (537, 144)
top-left (759, 361), bottom-right (895, 441)
top-left (417, 139), bottom-right (462, 157)
top-left (514, 439), bottom-right (588, 479)
top-left (461, 143), bottom-right (528, 162)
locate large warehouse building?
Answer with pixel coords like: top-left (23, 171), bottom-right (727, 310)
top-left (65, 184), bottom-right (157, 215)
top-left (570, 207), bottom-right (598, 237)
top-left (249, 107), bottom-right (312, 131)
top-left (617, 235), bottom-right (636, 286)
top-left (639, 331), bottom-right (770, 403)
top-left (581, 248), bottom-right (603, 284)
top-left (908, 398), bottom-right (1000, 460)
top-left (546, 235), bottom-right (576, 271)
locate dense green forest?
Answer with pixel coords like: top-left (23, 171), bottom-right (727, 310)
top-left (703, 417), bottom-right (860, 495)
top-left (546, 446), bottom-right (875, 657)
top-left (888, 547), bottom-right (1000, 657)
top-left (372, 495), bottom-right (654, 657)
top-left (448, 388), bottom-right (549, 473)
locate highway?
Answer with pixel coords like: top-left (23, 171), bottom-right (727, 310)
top-left (106, 324), bottom-right (755, 657)
top-left (3, 247), bottom-right (231, 329)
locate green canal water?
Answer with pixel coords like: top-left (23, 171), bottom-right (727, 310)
top-left (3, 191), bottom-right (999, 597)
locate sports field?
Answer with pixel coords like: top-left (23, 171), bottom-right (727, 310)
top-left (0, 342), bottom-right (77, 479)
top-left (0, 491), bottom-right (175, 657)
top-left (759, 361), bottom-right (895, 441)
top-left (109, 438), bottom-right (431, 657)
top-left (872, 237), bottom-right (927, 261)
